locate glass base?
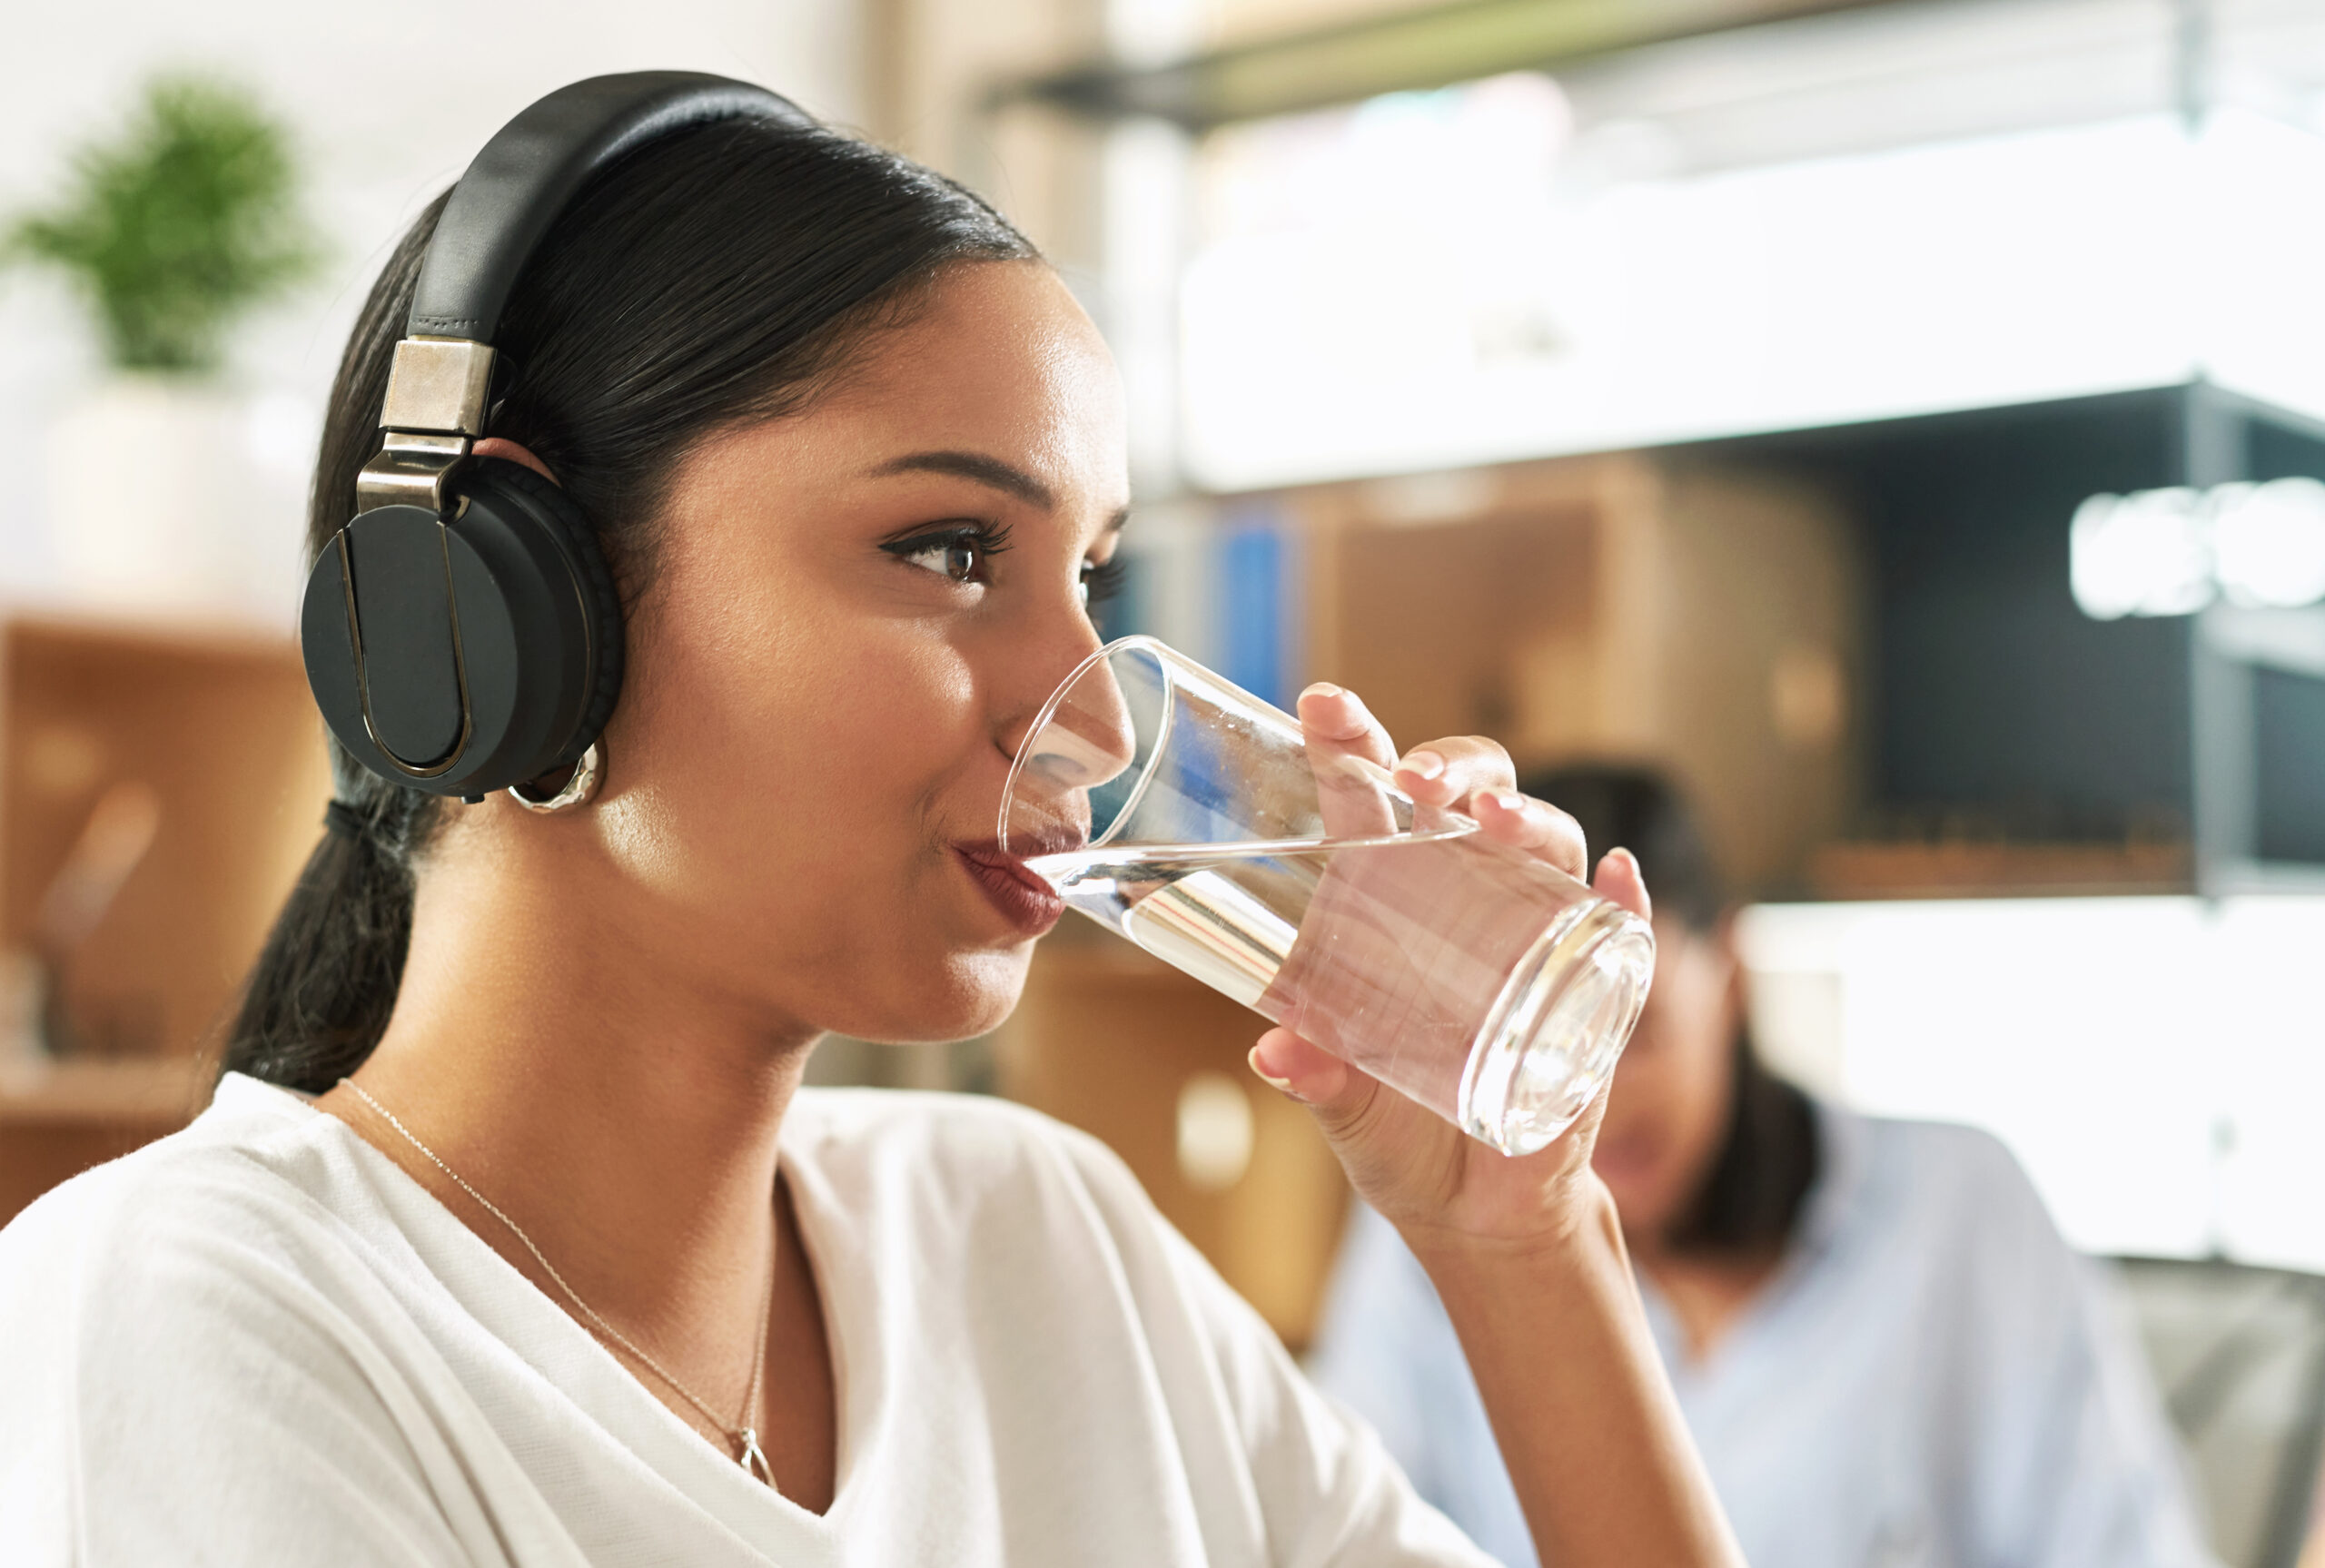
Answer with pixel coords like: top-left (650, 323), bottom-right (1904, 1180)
top-left (1457, 900), bottom-right (1656, 1157)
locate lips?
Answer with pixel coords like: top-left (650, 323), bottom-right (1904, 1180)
top-left (955, 841), bottom-right (1066, 936)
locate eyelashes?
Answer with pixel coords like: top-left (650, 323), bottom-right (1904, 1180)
top-left (1082, 555), bottom-right (1130, 608)
top-left (883, 519), bottom-right (1129, 613)
top-left (882, 520), bottom-right (1015, 584)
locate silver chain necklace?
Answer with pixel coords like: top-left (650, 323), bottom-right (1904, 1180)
top-left (338, 1079), bottom-right (778, 1484)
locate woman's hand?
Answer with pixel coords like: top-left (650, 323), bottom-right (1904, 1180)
top-left (1257, 684), bottom-right (1742, 1568)
top-left (1248, 682), bottom-right (1649, 1258)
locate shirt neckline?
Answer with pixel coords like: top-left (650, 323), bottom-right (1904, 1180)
top-left (1639, 1099), bottom-right (1871, 1379)
top-left (223, 1072), bottom-right (863, 1546)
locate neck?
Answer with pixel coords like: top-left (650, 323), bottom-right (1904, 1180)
top-left (325, 810), bottom-right (819, 1360)
top-left (1631, 1233), bottom-right (1786, 1364)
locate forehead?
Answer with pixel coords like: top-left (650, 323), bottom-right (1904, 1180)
top-left (812, 261), bottom-right (1127, 504)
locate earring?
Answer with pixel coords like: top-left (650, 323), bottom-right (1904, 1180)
top-left (508, 742), bottom-right (603, 814)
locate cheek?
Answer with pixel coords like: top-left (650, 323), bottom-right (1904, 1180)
top-left (592, 565), bottom-right (986, 922)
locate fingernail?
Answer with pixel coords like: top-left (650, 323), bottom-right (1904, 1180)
top-left (1489, 790), bottom-right (1527, 814)
top-left (1247, 1044), bottom-right (1302, 1100)
top-left (1608, 845), bottom-right (1640, 876)
top-left (1400, 749), bottom-right (1445, 780)
top-left (1301, 682), bottom-right (1344, 701)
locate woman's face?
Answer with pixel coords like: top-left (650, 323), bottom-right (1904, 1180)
top-left (1590, 916), bottom-right (1745, 1245)
top-left (581, 261), bottom-right (1128, 1046)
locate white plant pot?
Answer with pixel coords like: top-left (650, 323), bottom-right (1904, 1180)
top-left (45, 377), bottom-right (305, 622)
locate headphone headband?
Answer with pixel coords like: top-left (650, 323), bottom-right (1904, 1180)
top-left (362, 72), bottom-right (806, 510)
top-left (410, 72), bottom-right (806, 346)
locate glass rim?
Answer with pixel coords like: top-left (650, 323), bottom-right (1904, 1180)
top-left (996, 633), bottom-right (1174, 856)
top-left (996, 632), bottom-right (1472, 863)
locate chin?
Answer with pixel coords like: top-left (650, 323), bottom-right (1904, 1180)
top-left (826, 945), bottom-right (1032, 1046)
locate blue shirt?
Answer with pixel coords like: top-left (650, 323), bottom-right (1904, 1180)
top-left (1309, 1107), bottom-right (2219, 1568)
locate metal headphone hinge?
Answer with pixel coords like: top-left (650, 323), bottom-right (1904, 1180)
top-left (382, 338), bottom-right (495, 435)
top-left (356, 430), bottom-right (474, 514)
top-left (356, 336), bottom-right (496, 514)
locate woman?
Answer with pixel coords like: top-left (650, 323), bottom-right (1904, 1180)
top-left (0, 89), bottom-right (1738, 1566)
top-left (1311, 765), bottom-right (2218, 1568)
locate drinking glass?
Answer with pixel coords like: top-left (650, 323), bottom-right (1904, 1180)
top-left (999, 636), bottom-right (1655, 1156)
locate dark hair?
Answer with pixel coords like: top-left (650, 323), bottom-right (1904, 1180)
top-left (1521, 763), bottom-right (1820, 1256)
top-left (223, 112), bottom-right (1036, 1093)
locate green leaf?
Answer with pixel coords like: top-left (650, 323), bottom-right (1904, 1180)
top-left (3, 74), bottom-right (324, 374)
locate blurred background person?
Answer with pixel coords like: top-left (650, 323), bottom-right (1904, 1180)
top-left (1310, 764), bottom-right (2219, 1568)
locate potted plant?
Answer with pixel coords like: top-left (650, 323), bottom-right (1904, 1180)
top-left (5, 74), bottom-right (320, 615)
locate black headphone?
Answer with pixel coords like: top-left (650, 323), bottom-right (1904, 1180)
top-left (300, 73), bottom-right (808, 804)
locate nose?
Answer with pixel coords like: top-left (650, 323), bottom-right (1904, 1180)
top-left (994, 598), bottom-right (1113, 766)
top-left (996, 622), bottom-right (1141, 856)
top-left (1025, 705), bottom-right (1134, 789)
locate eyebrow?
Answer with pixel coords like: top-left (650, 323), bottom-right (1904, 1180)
top-left (870, 449), bottom-right (1133, 536)
top-left (869, 450), bottom-right (1056, 511)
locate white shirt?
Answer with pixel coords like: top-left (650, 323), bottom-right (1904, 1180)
top-left (1311, 1107), bottom-right (2221, 1568)
top-left (0, 1073), bottom-right (1490, 1568)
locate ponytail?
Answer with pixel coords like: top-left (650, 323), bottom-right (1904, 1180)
top-left (221, 196), bottom-right (450, 1091)
top-left (223, 801), bottom-right (424, 1091)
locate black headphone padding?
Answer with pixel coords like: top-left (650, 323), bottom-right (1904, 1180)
top-left (464, 458), bottom-right (625, 772)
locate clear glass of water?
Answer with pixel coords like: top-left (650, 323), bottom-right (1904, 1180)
top-left (998, 636), bottom-right (1655, 1157)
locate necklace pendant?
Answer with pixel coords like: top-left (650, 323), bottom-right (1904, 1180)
top-left (737, 1426), bottom-right (774, 1485)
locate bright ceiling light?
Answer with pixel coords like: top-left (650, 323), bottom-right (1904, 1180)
top-left (2070, 488), bottom-right (2212, 620)
top-left (2071, 478), bottom-right (2325, 620)
top-left (2212, 477), bottom-right (2325, 609)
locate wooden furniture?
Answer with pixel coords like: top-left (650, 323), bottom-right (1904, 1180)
top-left (1808, 837), bottom-right (2193, 900)
top-left (0, 615), bottom-right (331, 1224)
top-left (0, 1056), bottom-right (213, 1224)
top-left (1289, 452), bottom-right (1863, 894)
top-left (3, 616), bottom-right (333, 1060)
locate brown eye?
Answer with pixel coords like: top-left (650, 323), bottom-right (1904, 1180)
top-left (887, 521), bottom-right (1013, 587)
top-left (900, 537), bottom-right (983, 583)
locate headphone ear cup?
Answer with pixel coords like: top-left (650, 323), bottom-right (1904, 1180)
top-left (300, 457), bottom-right (625, 797)
top-left (466, 458), bottom-right (625, 771)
